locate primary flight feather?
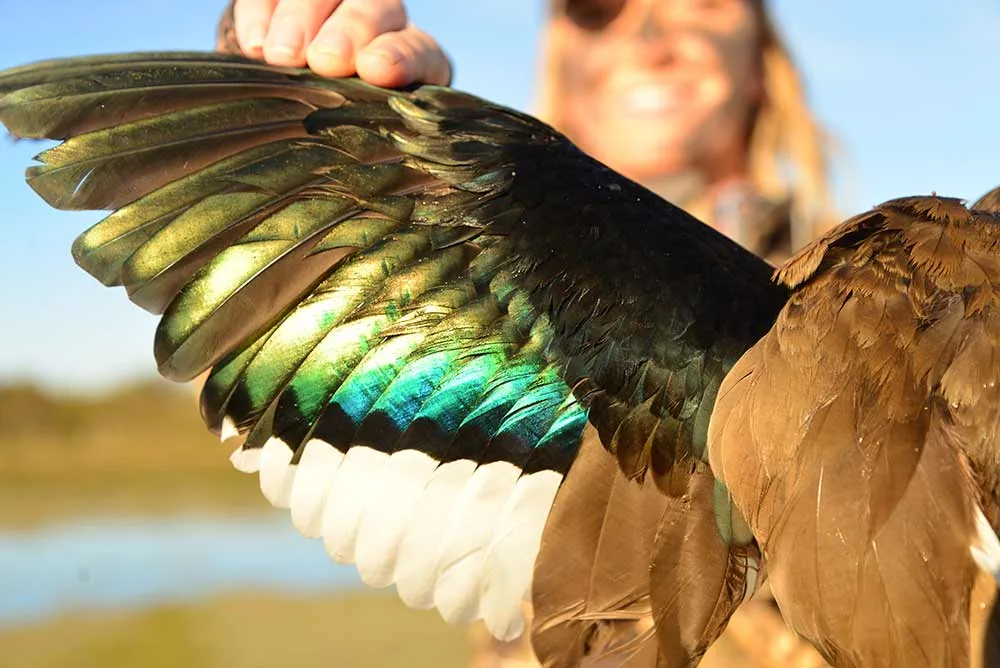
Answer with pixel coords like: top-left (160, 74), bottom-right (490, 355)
top-left (1, 52), bottom-right (998, 667)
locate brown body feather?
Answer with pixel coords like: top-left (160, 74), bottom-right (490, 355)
top-left (710, 196), bottom-right (1000, 667)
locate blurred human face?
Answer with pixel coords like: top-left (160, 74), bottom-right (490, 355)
top-left (550, 0), bottom-right (763, 186)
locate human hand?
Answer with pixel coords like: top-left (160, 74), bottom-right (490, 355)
top-left (222, 0), bottom-right (452, 86)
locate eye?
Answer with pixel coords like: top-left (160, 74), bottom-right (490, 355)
top-left (562, 0), bottom-right (627, 32)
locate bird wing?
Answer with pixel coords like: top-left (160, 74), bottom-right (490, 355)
top-left (709, 195), bottom-right (1000, 667)
top-left (0, 52), bottom-right (786, 658)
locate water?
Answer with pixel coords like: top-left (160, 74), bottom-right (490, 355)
top-left (0, 514), bottom-right (361, 625)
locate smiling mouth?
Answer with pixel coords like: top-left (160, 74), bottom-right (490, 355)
top-left (614, 83), bottom-right (689, 117)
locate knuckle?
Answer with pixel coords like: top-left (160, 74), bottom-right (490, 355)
top-left (271, 0), bottom-right (308, 20)
top-left (335, 8), bottom-right (380, 45)
top-left (362, 0), bottom-right (407, 26)
top-left (337, 0), bottom-right (406, 38)
top-left (233, 0), bottom-right (264, 23)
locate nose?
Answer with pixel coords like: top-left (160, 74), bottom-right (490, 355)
top-left (634, 2), bottom-right (665, 42)
top-left (623, 1), bottom-right (680, 64)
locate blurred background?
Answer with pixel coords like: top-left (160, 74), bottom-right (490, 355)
top-left (0, 1), bottom-right (997, 666)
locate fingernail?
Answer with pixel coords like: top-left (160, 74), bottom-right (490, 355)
top-left (268, 25), bottom-right (303, 59)
top-left (370, 45), bottom-right (403, 67)
top-left (242, 28), bottom-right (265, 52)
top-left (313, 33), bottom-right (353, 61)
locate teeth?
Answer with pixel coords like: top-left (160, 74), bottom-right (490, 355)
top-left (621, 85), bottom-right (682, 115)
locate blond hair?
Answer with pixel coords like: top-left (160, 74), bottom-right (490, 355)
top-left (534, 1), bottom-right (836, 249)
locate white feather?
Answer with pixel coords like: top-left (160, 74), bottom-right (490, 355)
top-left (289, 439), bottom-right (344, 538)
top-left (433, 461), bottom-right (522, 625)
top-left (234, 427), bottom-right (560, 643)
top-left (259, 437), bottom-right (296, 509)
top-left (395, 459), bottom-right (478, 609)
top-left (229, 444), bottom-right (262, 474)
top-left (321, 445), bottom-right (390, 564)
top-left (220, 415), bottom-right (240, 442)
top-left (971, 505), bottom-right (1000, 582)
top-left (479, 470), bottom-right (562, 640)
top-left (354, 449), bottom-right (439, 588)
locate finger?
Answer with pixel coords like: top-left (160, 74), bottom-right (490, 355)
top-left (305, 0), bottom-right (408, 78)
top-left (355, 26), bottom-right (452, 87)
top-left (233, 0), bottom-right (280, 59)
top-left (263, 0), bottom-right (344, 67)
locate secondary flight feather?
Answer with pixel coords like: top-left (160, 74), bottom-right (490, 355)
top-left (1, 52), bottom-right (998, 667)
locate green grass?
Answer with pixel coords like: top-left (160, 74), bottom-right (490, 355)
top-left (0, 380), bottom-right (226, 476)
top-left (0, 380), bottom-right (262, 525)
top-left (0, 592), bottom-right (471, 668)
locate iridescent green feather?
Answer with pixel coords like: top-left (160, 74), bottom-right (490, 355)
top-left (72, 141), bottom-right (311, 286)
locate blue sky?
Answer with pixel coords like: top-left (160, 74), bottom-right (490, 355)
top-left (1, 0), bottom-right (998, 392)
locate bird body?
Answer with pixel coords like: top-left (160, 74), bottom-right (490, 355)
top-left (1, 52), bottom-right (997, 667)
top-left (712, 196), bottom-right (1000, 667)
